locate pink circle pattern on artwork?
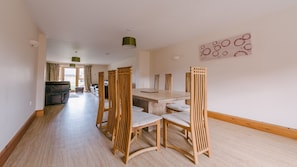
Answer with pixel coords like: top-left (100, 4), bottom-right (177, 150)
top-left (200, 33), bottom-right (252, 59)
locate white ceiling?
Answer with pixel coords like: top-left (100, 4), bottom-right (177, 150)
top-left (24, 0), bottom-right (297, 65)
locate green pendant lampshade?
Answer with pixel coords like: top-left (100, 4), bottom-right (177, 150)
top-left (69, 64), bottom-right (76, 68)
top-left (122, 36), bottom-right (136, 48)
top-left (71, 57), bottom-right (80, 62)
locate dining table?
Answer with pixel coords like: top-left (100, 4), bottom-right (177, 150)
top-left (132, 88), bottom-right (190, 116)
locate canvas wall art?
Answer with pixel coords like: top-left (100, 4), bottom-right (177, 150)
top-left (200, 33), bottom-right (252, 61)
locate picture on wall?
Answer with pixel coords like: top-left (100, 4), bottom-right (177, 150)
top-left (200, 33), bottom-right (252, 61)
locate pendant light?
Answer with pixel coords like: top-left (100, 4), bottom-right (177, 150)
top-left (71, 51), bottom-right (80, 62)
top-left (122, 36), bottom-right (136, 48)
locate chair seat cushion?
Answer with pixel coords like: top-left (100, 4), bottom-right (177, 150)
top-left (166, 103), bottom-right (190, 112)
top-left (132, 110), bottom-right (162, 128)
top-left (162, 111), bottom-right (190, 127)
top-left (132, 106), bottom-right (144, 112)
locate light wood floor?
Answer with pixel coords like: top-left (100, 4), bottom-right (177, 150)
top-left (4, 93), bottom-right (297, 167)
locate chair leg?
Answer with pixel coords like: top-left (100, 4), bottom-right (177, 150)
top-left (193, 150), bottom-right (199, 165)
top-left (191, 133), bottom-right (198, 165)
top-left (205, 150), bottom-right (211, 157)
top-left (112, 148), bottom-right (117, 155)
top-left (124, 156), bottom-right (129, 164)
top-left (124, 146), bottom-right (130, 164)
top-left (163, 119), bottom-right (168, 148)
top-left (156, 120), bottom-right (160, 151)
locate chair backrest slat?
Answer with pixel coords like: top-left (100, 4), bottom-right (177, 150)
top-left (165, 73), bottom-right (172, 91)
top-left (185, 72), bottom-right (191, 105)
top-left (106, 70), bottom-right (117, 140)
top-left (96, 72), bottom-right (105, 127)
top-left (190, 67), bottom-right (210, 153)
top-left (113, 66), bottom-right (133, 154)
top-left (154, 74), bottom-right (160, 90)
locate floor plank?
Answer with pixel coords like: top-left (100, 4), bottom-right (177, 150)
top-left (4, 93), bottom-right (297, 167)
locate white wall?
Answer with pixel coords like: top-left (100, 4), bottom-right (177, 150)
top-left (150, 6), bottom-right (297, 129)
top-left (108, 55), bottom-right (139, 86)
top-left (91, 65), bottom-right (108, 83)
top-left (35, 33), bottom-right (47, 110)
top-left (137, 51), bottom-right (151, 88)
top-left (0, 0), bottom-right (39, 151)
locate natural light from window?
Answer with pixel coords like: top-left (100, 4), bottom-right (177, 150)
top-left (79, 67), bottom-right (84, 87)
top-left (64, 68), bottom-right (76, 91)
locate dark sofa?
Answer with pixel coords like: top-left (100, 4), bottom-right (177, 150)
top-left (45, 81), bottom-right (70, 105)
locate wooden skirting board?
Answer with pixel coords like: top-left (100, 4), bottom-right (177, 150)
top-left (0, 111), bottom-right (36, 166)
top-left (208, 111), bottom-right (297, 140)
top-left (36, 109), bottom-right (44, 117)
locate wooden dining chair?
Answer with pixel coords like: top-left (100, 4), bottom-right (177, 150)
top-left (185, 72), bottom-right (191, 105)
top-left (154, 74), bottom-right (160, 90)
top-left (105, 70), bottom-right (144, 141)
top-left (162, 67), bottom-right (211, 165)
top-left (96, 72), bottom-right (109, 128)
top-left (166, 72), bottom-right (190, 113)
top-left (113, 66), bottom-right (162, 164)
top-left (105, 70), bottom-right (117, 140)
top-left (165, 73), bottom-right (172, 91)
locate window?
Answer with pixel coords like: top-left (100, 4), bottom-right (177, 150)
top-left (63, 67), bottom-right (85, 91)
top-left (64, 68), bottom-right (76, 91)
top-left (78, 68), bottom-right (84, 87)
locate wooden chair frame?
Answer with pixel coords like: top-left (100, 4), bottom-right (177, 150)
top-left (154, 74), bottom-right (160, 90)
top-left (96, 72), bottom-right (109, 128)
top-left (163, 67), bottom-right (211, 164)
top-left (105, 70), bottom-right (117, 141)
top-left (165, 73), bottom-right (172, 91)
top-left (166, 72), bottom-right (190, 113)
top-left (113, 66), bottom-right (161, 164)
top-left (185, 72), bottom-right (191, 105)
